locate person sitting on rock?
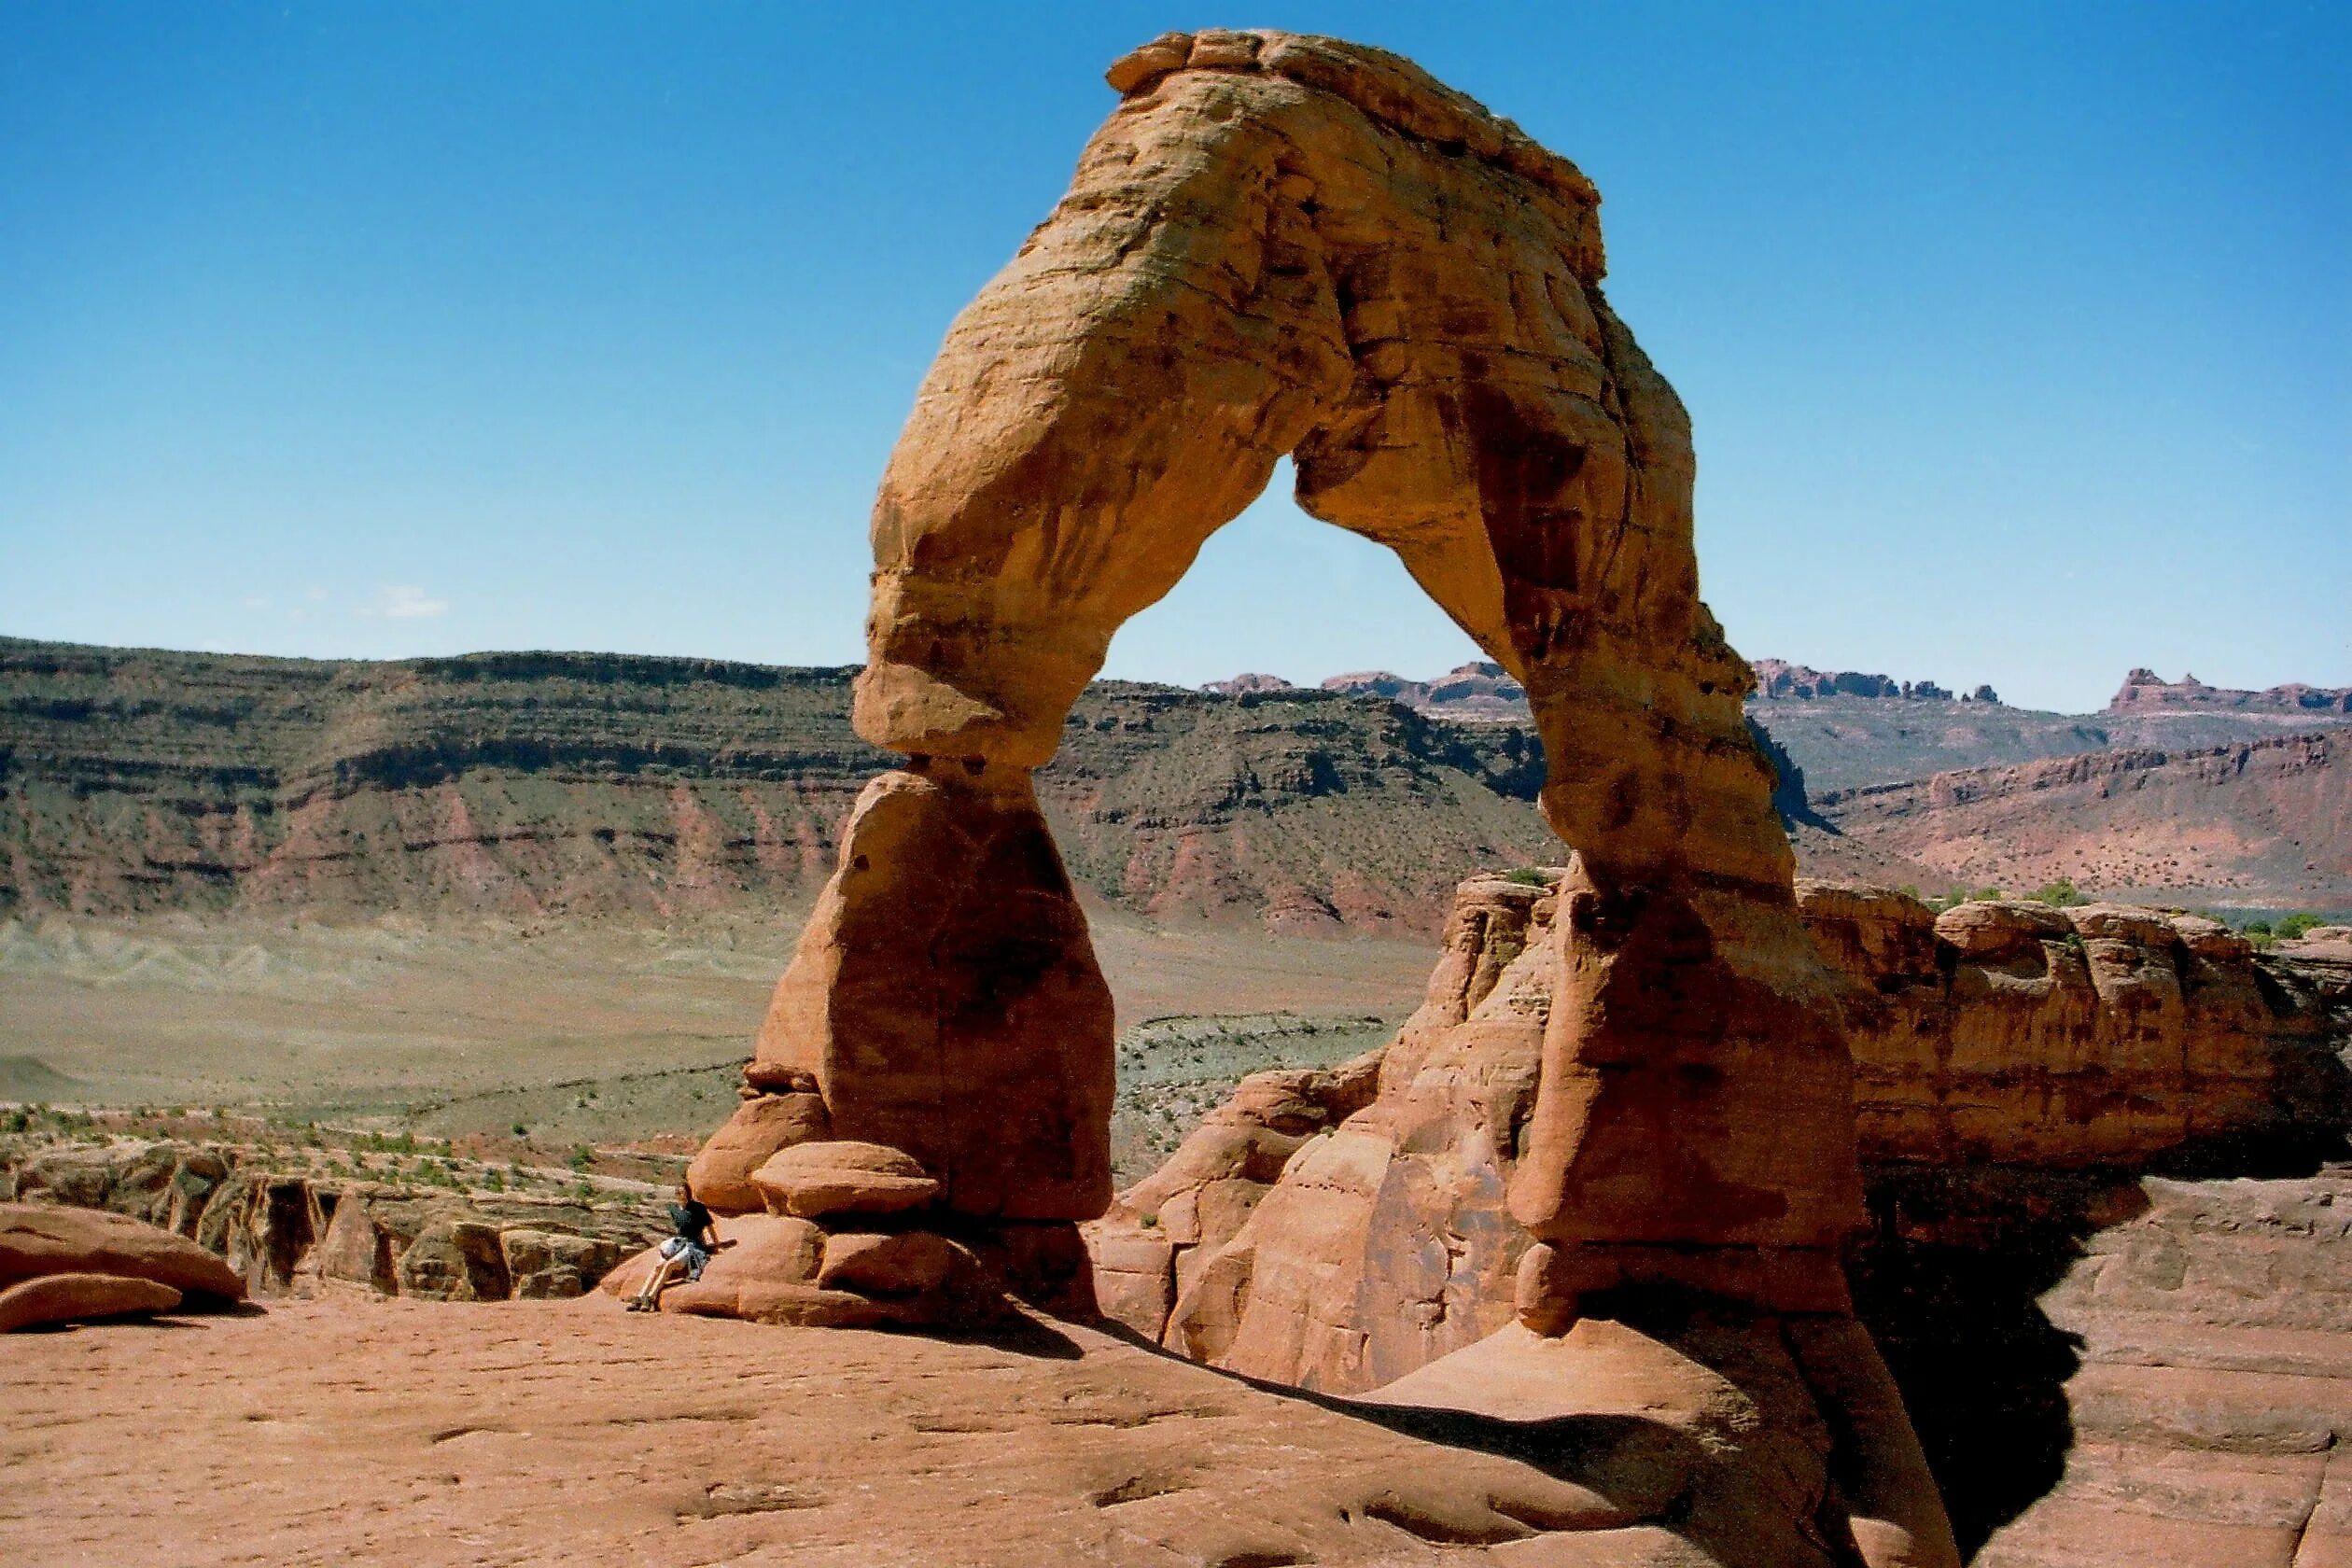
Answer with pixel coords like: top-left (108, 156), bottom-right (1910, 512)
top-left (627, 1182), bottom-right (718, 1312)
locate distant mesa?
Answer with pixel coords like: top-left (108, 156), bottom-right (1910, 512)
top-left (1321, 662), bottom-right (1529, 720)
top-left (2107, 666), bottom-right (2352, 715)
top-left (1750, 658), bottom-right (1997, 706)
top-left (1198, 672), bottom-right (1298, 696)
top-left (1206, 657), bottom-right (2003, 718)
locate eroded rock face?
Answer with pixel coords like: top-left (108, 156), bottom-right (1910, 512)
top-left (735, 767), bottom-right (1113, 1224)
top-left (1099, 872), bottom-right (2350, 1563)
top-left (1807, 887), bottom-right (2345, 1166)
top-left (2, 1142), bottom-right (663, 1303)
top-left (1099, 874), bottom-right (2346, 1376)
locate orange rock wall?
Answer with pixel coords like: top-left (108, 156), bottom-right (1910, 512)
top-left (1093, 874), bottom-right (2347, 1393)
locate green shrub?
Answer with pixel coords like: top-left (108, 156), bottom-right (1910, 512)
top-left (2277, 913), bottom-right (2322, 941)
top-left (2030, 878), bottom-right (2086, 908)
top-left (511, 1123), bottom-right (528, 1138)
top-left (1501, 867), bottom-right (1551, 887)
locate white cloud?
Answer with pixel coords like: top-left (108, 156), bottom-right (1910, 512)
top-left (367, 584), bottom-right (451, 620)
top-left (243, 595), bottom-right (270, 609)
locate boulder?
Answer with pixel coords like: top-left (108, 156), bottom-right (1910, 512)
top-left (601, 1211), bottom-right (822, 1307)
top-left (816, 1230), bottom-right (965, 1296)
top-left (750, 1141), bottom-right (940, 1220)
top-left (684, 1090), bottom-right (830, 1214)
top-left (0, 1200), bottom-right (245, 1303)
top-left (0, 1271), bottom-right (182, 1333)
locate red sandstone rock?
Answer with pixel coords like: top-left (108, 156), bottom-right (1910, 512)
top-left (809, 25), bottom-right (1863, 1311)
top-left (685, 1090), bottom-right (830, 1214)
top-left (750, 1141), bottom-right (941, 1220)
top-left (816, 1231), bottom-right (967, 1296)
top-left (0, 1200), bottom-right (245, 1303)
top-left (0, 1270), bottom-right (181, 1332)
top-left (675, 28), bottom-right (1939, 1550)
top-left (742, 768), bottom-right (1113, 1222)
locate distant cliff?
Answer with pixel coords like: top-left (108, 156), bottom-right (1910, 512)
top-left (0, 638), bottom-right (1553, 934)
top-left (9, 638), bottom-right (2348, 928)
top-left (1812, 731), bottom-right (2351, 911)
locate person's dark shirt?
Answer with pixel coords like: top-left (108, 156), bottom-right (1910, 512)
top-left (668, 1199), bottom-right (712, 1244)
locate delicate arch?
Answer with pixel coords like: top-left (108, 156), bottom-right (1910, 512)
top-left (854, 34), bottom-right (1785, 897)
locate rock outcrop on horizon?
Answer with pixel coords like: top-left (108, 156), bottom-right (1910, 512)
top-left (2110, 667), bottom-right (2352, 714)
top-left (1320, 662), bottom-right (1533, 721)
top-left (1750, 659), bottom-right (1992, 704)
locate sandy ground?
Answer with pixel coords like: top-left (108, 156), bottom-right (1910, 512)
top-left (0, 905), bottom-right (1435, 1139)
top-left (0, 1295), bottom-right (1701, 1568)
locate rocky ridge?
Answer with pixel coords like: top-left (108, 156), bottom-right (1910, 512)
top-left (1088, 874), bottom-right (2352, 1561)
top-left (0, 637), bottom-right (1551, 935)
top-left (1813, 729), bottom-right (2351, 910)
top-left (1751, 659), bottom-right (1995, 705)
top-left (2110, 667), bottom-right (2352, 715)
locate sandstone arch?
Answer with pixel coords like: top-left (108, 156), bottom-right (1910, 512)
top-left (680, 32), bottom-right (1955, 1561)
top-left (830, 28), bottom-right (1860, 1281)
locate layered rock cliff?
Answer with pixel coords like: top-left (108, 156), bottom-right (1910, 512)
top-left (1091, 877), bottom-right (2347, 1379)
top-left (0, 637), bottom-right (1552, 934)
top-left (0, 1138), bottom-right (662, 1303)
top-left (1813, 729), bottom-right (2352, 911)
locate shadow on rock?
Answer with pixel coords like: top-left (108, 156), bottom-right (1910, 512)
top-left (1848, 1167), bottom-right (2143, 1555)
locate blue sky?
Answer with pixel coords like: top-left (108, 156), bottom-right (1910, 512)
top-left (1, 3), bottom-right (2344, 713)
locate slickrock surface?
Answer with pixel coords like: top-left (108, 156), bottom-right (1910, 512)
top-left (0, 1295), bottom-right (1922, 1567)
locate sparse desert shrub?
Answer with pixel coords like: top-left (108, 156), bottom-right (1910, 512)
top-left (1501, 867), bottom-right (1550, 887)
top-left (511, 1123), bottom-right (528, 1138)
top-left (2277, 913), bottom-right (2323, 940)
top-left (2030, 878), bottom-right (2087, 908)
